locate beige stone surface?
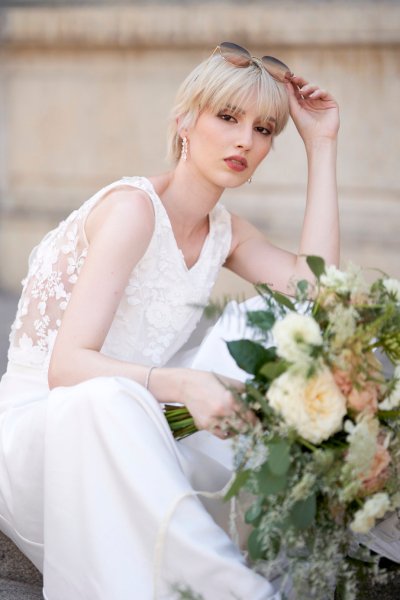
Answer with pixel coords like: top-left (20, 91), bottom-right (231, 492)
top-left (0, 2), bottom-right (399, 295)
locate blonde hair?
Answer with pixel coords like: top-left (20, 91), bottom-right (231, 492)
top-left (167, 52), bottom-right (290, 163)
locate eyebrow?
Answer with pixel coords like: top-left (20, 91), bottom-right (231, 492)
top-left (225, 103), bottom-right (245, 115)
top-left (225, 104), bottom-right (277, 125)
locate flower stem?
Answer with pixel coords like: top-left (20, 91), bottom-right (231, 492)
top-left (164, 404), bottom-right (197, 440)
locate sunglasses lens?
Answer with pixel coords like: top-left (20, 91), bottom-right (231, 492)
top-left (262, 56), bottom-right (293, 83)
top-left (219, 42), bottom-right (251, 67)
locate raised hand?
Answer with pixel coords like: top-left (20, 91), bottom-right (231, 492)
top-left (286, 75), bottom-right (340, 145)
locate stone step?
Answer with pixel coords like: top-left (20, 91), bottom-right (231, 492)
top-left (0, 531), bottom-right (42, 594)
top-left (0, 579), bottom-right (42, 600)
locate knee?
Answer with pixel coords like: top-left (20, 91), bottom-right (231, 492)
top-left (48, 376), bottom-right (157, 425)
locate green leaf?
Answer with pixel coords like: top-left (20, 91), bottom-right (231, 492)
top-left (257, 463), bottom-right (288, 496)
top-left (269, 532), bottom-right (281, 558)
top-left (297, 279), bottom-right (309, 295)
top-left (289, 493), bottom-right (316, 530)
top-left (259, 360), bottom-right (287, 381)
top-left (226, 340), bottom-right (276, 375)
top-left (224, 470), bottom-right (250, 501)
top-left (306, 255), bottom-right (326, 279)
top-left (245, 385), bottom-right (270, 414)
top-left (272, 291), bottom-right (295, 311)
top-left (255, 282), bottom-right (295, 311)
top-left (245, 498), bottom-right (263, 524)
top-left (378, 408), bottom-right (400, 420)
top-left (255, 282), bottom-right (275, 298)
top-left (267, 439), bottom-right (291, 476)
top-left (248, 528), bottom-right (264, 560)
top-left (246, 310), bottom-right (276, 332)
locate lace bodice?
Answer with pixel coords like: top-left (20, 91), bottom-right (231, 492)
top-left (8, 177), bottom-right (232, 371)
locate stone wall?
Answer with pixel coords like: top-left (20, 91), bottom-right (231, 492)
top-left (0, 1), bottom-right (399, 297)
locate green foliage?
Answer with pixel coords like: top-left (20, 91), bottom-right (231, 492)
top-left (245, 497), bottom-right (263, 524)
top-left (256, 462), bottom-right (288, 496)
top-left (224, 469), bottom-right (250, 501)
top-left (246, 310), bottom-right (276, 332)
top-left (248, 528), bottom-right (264, 561)
top-left (255, 282), bottom-right (296, 311)
top-left (306, 255), bottom-right (326, 279)
top-left (289, 493), bottom-right (317, 530)
top-left (259, 360), bottom-right (287, 381)
top-left (226, 339), bottom-right (276, 375)
top-left (172, 584), bottom-right (205, 600)
top-left (267, 439), bottom-right (291, 476)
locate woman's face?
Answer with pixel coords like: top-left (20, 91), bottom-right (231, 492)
top-left (184, 90), bottom-right (276, 188)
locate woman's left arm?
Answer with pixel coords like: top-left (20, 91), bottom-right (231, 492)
top-left (225, 75), bottom-right (340, 293)
top-left (289, 74), bottom-right (340, 270)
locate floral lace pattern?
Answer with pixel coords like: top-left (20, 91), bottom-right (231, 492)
top-left (8, 177), bottom-right (232, 371)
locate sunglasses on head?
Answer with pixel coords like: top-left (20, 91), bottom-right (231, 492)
top-left (211, 41), bottom-right (294, 84)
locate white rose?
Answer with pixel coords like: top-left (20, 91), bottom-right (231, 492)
top-left (383, 278), bottom-right (400, 302)
top-left (321, 263), bottom-right (368, 297)
top-left (350, 493), bottom-right (391, 534)
top-left (272, 313), bottom-right (322, 364)
top-left (267, 367), bottom-right (347, 444)
top-left (320, 265), bottom-right (350, 293)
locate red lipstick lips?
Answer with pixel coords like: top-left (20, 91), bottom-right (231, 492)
top-left (224, 155), bottom-right (248, 172)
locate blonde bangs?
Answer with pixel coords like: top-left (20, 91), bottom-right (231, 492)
top-left (167, 54), bottom-right (290, 163)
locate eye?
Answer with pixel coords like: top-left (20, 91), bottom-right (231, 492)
top-left (255, 126), bottom-right (272, 136)
top-left (217, 112), bottom-right (237, 123)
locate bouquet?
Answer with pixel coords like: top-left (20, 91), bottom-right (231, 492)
top-left (165, 257), bottom-right (400, 599)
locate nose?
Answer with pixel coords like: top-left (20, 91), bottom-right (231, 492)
top-left (235, 125), bottom-right (253, 151)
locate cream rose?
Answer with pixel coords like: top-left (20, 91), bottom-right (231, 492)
top-left (267, 367), bottom-right (347, 444)
top-left (272, 313), bottom-right (322, 364)
top-left (350, 492), bottom-right (391, 534)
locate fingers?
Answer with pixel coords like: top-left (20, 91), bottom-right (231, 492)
top-left (209, 398), bottom-right (258, 439)
top-left (287, 75), bottom-right (335, 102)
top-left (187, 371), bottom-right (258, 439)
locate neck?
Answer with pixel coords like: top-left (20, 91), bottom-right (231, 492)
top-left (153, 163), bottom-right (224, 235)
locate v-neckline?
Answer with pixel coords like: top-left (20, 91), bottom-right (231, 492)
top-left (141, 177), bottom-right (214, 273)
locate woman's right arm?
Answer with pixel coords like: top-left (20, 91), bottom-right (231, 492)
top-left (48, 188), bottom-right (156, 390)
top-left (48, 189), bottom-right (252, 435)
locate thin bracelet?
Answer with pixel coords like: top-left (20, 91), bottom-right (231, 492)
top-left (145, 366), bottom-right (156, 390)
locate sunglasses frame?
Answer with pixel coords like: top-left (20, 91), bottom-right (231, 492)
top-left (212, 41), bottom-right (294, 84)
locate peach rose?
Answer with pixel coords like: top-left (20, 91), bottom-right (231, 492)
top-left (347, 380), bottom-right (379, 414)
top-left (332, 352), bottom-right (383, 414)
top-left (360, 442), bottom-right (391, 495)
top-left (333, 368), bottom-right (353, 396)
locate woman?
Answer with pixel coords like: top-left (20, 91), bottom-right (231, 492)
top-left (0, 43), bottom-right (339, 599)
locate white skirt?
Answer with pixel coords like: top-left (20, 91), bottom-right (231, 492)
top-left (1, 297), bottom-right (398, 600)
top-left (0, 300), bottom-right (282, 600)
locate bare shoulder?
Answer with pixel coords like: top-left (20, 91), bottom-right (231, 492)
top-left (85, 186), bottom-right (155, 244)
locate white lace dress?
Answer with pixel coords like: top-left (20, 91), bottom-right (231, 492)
top-left (0, 177), bottom-right (280, 600)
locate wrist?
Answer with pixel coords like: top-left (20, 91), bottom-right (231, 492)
top-left (305, 136), bottom-right (337, 155)
top-left (147, 366), bottom-right (187, 403)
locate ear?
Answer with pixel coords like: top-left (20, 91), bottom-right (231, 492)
top-left (176, 115), bottom-right (190, 139)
